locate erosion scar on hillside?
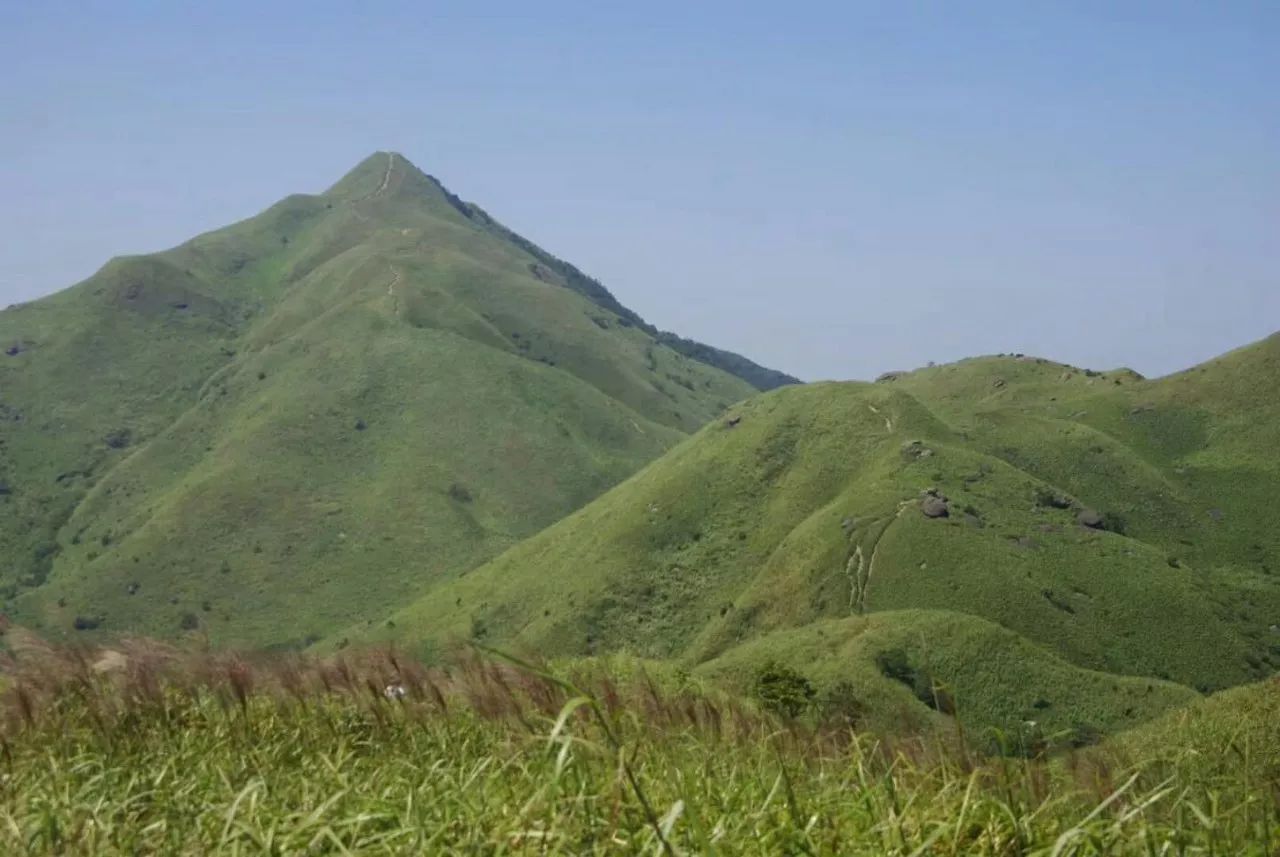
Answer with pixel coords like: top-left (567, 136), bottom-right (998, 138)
top-left (386, 263), bottom-right (403, 316)
top-left (867, 403), bottom-right (893, 432)
top-left (847, 500), bottom-right (913, 613)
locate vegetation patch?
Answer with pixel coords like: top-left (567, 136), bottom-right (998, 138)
top-left (0, 638), bottom-right (1269, 854)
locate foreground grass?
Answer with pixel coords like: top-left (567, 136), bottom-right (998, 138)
top-left (0, 638), bottom-right (1276, 854)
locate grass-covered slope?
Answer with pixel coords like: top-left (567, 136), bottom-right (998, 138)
top-left (362, 336), bottom-right (1280, 719)
top-left (0, 640), bottom-right (1272, 854)
top-left (693, 612), bottom-right (1199, 748)
top-left (0, 152), bottom-right (791, 646)
top-left (1107, 674), bottom-right (1280, 776)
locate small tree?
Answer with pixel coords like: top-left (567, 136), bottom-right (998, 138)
top-left (754, 662), bottom-right (815, 719)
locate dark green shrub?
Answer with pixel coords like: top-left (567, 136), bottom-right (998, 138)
top-left (104, 429), bottom-right (132, 449)
top-left (754, 662), bottom-right (815, 719)
top-left (1033, 488), bottom-right (1072, 509)
top-left (1103, 511), bottom-right (1128, 535)
top-left (876, 648), bottom-right (954, 714)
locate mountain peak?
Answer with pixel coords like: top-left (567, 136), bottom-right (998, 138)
top-left (324, 150), bottom-right (434, 200)
top-left (323, 152), bottom-right (800, 390)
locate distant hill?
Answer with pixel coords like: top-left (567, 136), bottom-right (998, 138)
top-left (0, 152), bottom-right (795, 646)
top-left (353, 334), bottom-right (1280, 739)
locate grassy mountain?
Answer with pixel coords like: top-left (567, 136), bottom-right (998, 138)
top-left (0, 152), bottom-right (794, 646)
top-left (353, 334), bottom-right (1280, 736)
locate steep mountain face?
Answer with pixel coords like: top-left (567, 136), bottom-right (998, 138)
top-left (0, 152), bottom-right (793, 646)
top-left (357, 335), bottom-right (1280, 738)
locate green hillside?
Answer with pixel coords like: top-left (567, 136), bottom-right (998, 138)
top-left (1105, 674), bottom-right (1280, 777)
top-left (0, 152), bottom-right (794, 647)
top-left (356, 334), bottom-right (1280, 733)
top-left (692, 612), bottom-right (1198, 748)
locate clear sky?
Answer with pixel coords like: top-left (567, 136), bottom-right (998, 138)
top-left (3, 2), bottom-right (1277, 381)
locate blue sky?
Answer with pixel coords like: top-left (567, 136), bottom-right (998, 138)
top-left (3, 1), bottom-right (1277, 380)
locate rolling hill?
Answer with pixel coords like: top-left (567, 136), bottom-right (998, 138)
top-left (0, 152), bottom-right (795, 647)
top-left (352, 334), bottom-right (1280, 738)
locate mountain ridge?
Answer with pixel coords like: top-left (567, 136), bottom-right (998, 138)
top-left (356, 152), bottom-right (802, 391)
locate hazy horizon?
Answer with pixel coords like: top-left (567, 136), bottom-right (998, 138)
top-left (3, 2), bottom-right (1276, 381)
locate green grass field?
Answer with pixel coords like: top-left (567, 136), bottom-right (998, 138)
top-left (0, 638), bottom-right (1275, 854)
